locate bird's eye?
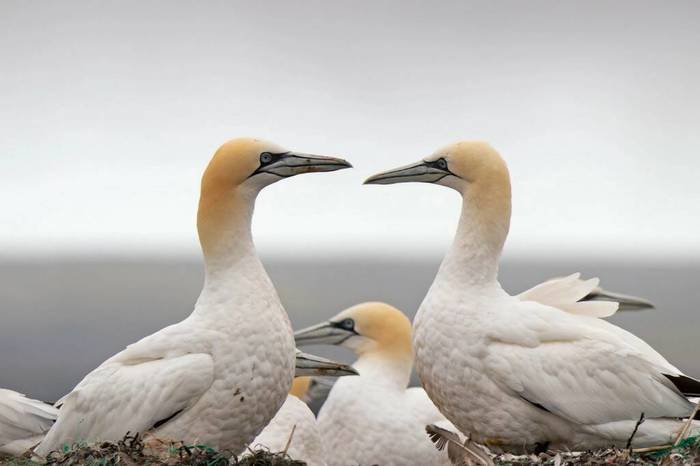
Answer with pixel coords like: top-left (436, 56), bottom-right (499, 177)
top-left (437, 158), bottom-right (448, 170)
top-left (340, 318), bottom-right (354, 330)
top-left (260, 152), bottom-right (273, 164)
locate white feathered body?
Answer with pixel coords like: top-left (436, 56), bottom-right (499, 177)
top-left (414, 271), bottom-right (698, 452)
top-left (0, 389), bottom-right (57, 456)
top-left (248, 395), bottom-right (326, 466)
top-left (36, 255), bottom-right (295, 456)
top-left (317, 365), bottom-right (452, 466)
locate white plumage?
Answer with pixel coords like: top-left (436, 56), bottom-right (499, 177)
top-left (248, 393), bottom-right (326, 466)
top-left (366, 141), bottom-right (700, 452)
top-left (295, 302), bottom-right (454, 466)
top-left (35, 138), bottom-right (351, 456)
top-left (0, 389), bottom-right (57, 456)
top-left (517, 273), bottom-right (619, 317)
top-left (245, 363), bottom-right (358, 466)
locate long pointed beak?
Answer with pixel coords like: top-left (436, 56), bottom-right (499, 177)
top-left (260, 152), bottom-right (352, 178)
top-left (364, 161), bottom-right (448, 185)
top-left (294, 350), bottom-right (358, 377)
top-left (294, 321), bottom-right (357, 346)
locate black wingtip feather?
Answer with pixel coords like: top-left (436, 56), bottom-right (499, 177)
top-left (664, 374), bottom-right (700, 398)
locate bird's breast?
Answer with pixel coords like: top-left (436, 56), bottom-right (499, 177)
top-left (161, 297), bottom-right (295, 452)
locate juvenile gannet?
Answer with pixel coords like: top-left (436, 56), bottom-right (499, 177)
top-left (295, 302), bottom-right (455, 466)
top-left (0, 389), bottom-right (57, 456)
top-left (35, 138), bottom-right (351, 457)
top-left (365, 141), bottom-right (700, 451)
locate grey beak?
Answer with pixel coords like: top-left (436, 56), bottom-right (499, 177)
top-left (294, 321), bottom-right (357, 346)
top-left (294, 350), bottom-right (357, 377)
top-left (364, 161), bottom-right (449, 185)
top-left (257, 152), bottom-right (352, 178)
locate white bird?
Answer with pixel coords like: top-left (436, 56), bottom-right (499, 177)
top-left (246, 377), bottom-right (326, 466)
top-left (0, 389), bottom-right (57, 456)
top-left (365, 141), bottom-right (700, 452)
top-left (302, 274), bottom-right (653, 402)
top-left (295, 302), bottom-right (456, 466)
top-left (35, 138), bottom-right (352, 457)
top-left (0, 352), bottom-right (352, 458)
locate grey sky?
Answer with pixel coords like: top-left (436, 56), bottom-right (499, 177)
top-left (1, 1), bottom-right (699, 258)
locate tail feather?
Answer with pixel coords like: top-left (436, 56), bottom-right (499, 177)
top-left (582, 288), bottom-right (655, 311)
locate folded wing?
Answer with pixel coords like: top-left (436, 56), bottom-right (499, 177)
top-left (35, 352), bottom-right (213, 456)
top-left (486, 303), bottom-right (695, 426)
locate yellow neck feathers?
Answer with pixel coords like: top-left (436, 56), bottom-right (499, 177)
top-left (197, 183), bottom-right (253, 259)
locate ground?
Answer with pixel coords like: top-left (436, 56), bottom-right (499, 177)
top-left (1, 436), bottom-right (697, 465)
top-left (495, 436), bottom-right (700, 465)
top-left (0, 434), bottom-right (305, 466)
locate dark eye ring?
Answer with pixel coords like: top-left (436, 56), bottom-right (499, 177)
top-left (260, 152), bottom-right (273, 164)
top-left (340, 318), bottom-right (354, 330)
top-left (437, 158), bottom-right (448, 170)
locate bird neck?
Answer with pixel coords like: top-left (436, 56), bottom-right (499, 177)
top-left (437, 184), bottom-right (511, 287)
top-left (198, 183), bottom-right (255, 267)
top-left (353, 347), bottom-right (413, 389)
top-left (196, 184), bottom-right (264, 288)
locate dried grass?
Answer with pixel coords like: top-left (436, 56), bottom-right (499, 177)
top-left (0, 433), bottom-right (305, 466)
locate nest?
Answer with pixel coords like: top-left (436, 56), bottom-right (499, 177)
top-left (1, 434), bottom-right (698, 465)
top-left (0, 433), bottom-right (306, 466)
top-left (494, 436), bottom-right (700, 466)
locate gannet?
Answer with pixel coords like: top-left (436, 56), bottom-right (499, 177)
top-left (365, 141), bottom-right (700, 452)
top-left (295, 302), bottom-right (455, 466)
top-left (299, 275), bottom-right (653, 402)
top-left (0, 390), bottom-right (57, 456)
top-left (35, 138), bottom-right (352, 457)
top-left (0, 352), bottom-right (350, 458)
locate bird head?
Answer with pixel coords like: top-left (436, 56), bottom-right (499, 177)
top-left (364, 140), bottom-right (508, 195)
top-left (294, 302), bottom-right (412, 359)
top-left (197, 138), bottom-right (351, 257)
top-left (364, 141), bottom-right (512, 251)
top-left (202, 138), bottom-right (352, 195)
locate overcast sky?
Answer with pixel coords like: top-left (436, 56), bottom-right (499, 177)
top-left (1, 1), bottom-right (699, 259)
